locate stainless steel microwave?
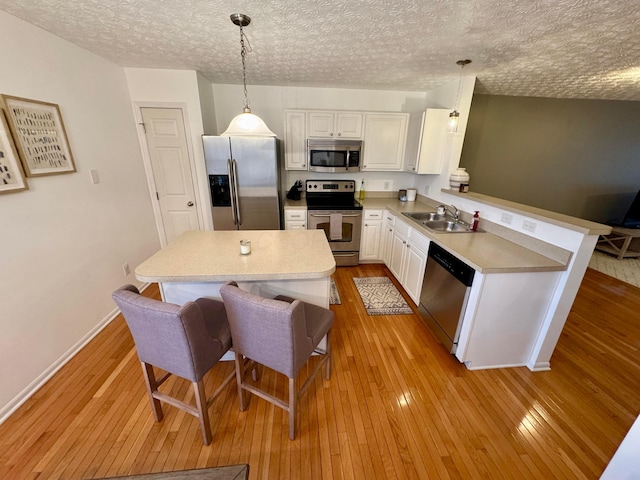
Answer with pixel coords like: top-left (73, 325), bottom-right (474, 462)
top-left (307, 139), bottom-right (362, 173)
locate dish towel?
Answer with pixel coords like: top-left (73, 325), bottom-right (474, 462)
top-left (329, 213), bottom-right (343, 240)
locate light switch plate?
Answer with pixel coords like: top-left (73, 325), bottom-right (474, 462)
top-left (90, 169), bottom-right (100, 184)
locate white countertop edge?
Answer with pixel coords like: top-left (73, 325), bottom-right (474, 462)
top-left (442, 189), bottom-right (612, 236)
top-left (135, 267), bottom-right (336, 283)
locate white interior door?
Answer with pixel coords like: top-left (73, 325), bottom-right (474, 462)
top-left (141, 107), bottom-right (200, 244)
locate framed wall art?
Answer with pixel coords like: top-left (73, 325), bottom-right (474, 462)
top-left (0, 94), bottom-right (76, 177)
top-left (0, 111), bottom-right (28, 194)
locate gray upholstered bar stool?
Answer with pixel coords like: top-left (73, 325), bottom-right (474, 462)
top-left (112, 285), bottom-right (234, 445)
top-left (219, 282), bottom-right (334, 440)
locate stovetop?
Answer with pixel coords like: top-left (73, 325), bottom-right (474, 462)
top-left (305, 179), bottom-right (363, 211)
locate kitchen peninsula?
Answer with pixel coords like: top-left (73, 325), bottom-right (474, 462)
top-left (135, 230), bottom-right (336, 309)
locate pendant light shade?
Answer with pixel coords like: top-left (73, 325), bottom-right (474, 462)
top-left (221, 13), bottom-right (275, 137)
top-left (448, 59), bottom-right (471, 134)
top-left (222, 108), bottom-right (276, 137)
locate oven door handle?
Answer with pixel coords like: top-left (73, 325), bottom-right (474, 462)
top-left (309, 213), bottom-right (361, 218)
top-left (333, 252), bottom-right (358, 257)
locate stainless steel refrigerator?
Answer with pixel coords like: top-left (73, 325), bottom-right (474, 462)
top-left (203, 136), bottom-right (280, 230)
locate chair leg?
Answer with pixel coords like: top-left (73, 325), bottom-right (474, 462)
top-left (289, 376), bottom-right (296, 440)
top-left (234, 352), bottom-right (250, 411)
top-left (193, 380), bottom-right (213, 445)
top-left (325, 329), bottom-right (332, 380)
top-left (141, 362), bottom-right (163, 422)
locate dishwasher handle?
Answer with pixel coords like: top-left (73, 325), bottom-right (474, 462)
top-left (428, 243), bottom-right (475, 286)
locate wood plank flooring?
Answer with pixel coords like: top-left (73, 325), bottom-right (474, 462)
top-left (1, 264), bottom-right (639, 479)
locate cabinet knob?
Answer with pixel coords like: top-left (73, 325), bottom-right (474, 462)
top-left (406, 244), bottom-right (410, 248)
top-left (337, 132), bottom-right (342, 136)
top-left (329, 133), bottom-right (334, 136)
top-left (302, 164), bottom-right (305, 168)
top-left (402, 240), bottom-right (407, 244)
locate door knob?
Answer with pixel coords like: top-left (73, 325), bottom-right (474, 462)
top-left (187, 201), bottom-right (194, 207)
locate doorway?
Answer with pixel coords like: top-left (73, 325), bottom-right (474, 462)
top-left (139, 107), bottom-right (200, 245)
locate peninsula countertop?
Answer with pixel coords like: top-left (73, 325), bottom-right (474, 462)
top-left (135, 230), bottom-right (336, 283)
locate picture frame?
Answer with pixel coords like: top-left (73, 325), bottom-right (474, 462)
top-left (0, 111), bottom-right (28, 194)
top-left (0, 94), bottom-right (76, 177)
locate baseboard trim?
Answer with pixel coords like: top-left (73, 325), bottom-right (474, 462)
top-left (0, 282), bottom-right (150, 425)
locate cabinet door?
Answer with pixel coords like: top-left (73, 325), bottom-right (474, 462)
top-left (388, 230), bottom-right (407, 281)
top-left (307, 112), bottom-right (335, 137)
top-left (336, 113), bottom-right (363, 138)
top-left (362, 113), bottom-right (408, 171)
top-left (361, 220), bottom-right (382, 260)
top-left (284, 111), bottom-right (308, 170)
top-left (403, 244), bottom-right (428, 305)
top-left (414, 108), bottom-right (449, 174)
top-left (381, 224), bottom-right (394, 265)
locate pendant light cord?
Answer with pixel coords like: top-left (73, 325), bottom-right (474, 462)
top-left (238, 24), bottom-right (252, 112)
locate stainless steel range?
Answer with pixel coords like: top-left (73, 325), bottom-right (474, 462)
top-left (305, 180), bottom-right (362, 266)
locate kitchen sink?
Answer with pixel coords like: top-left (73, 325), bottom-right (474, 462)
top-left (421, 220), bottom-right (472, 232)
top-left (402, 212), bottom-right (481, 233)
top-left (403, 211), bottom-right (445, 221)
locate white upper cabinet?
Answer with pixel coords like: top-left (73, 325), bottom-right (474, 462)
top-left (284, 110), bottom-right (307, 170)
top-left (307, 111), bottom-right (363, 138)
top-left (405, 108), bottom-right (449, 174)
top-left (362, 113), bottom-right (409, 171)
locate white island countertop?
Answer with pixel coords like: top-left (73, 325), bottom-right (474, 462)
top-left (135, 230), bottom-right (336, 283)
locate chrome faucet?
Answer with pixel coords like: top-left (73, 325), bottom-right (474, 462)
top-left (444, 204), bottom-right (460, 220)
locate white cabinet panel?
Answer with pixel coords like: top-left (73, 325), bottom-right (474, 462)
top-left (284, 111), bottom-right (307, 170)
top-left (405, 108), bottom-right (449, 174)
top-left (308, 111), bottom-right (363, 138)
top-left (362, 113), bottom-right (408, 171)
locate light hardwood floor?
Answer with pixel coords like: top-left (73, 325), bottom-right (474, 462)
top-left (1, 264), bottom-right (639, 479)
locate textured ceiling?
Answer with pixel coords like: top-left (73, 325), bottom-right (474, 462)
top-left (1, 0), bottom-right (639, 100)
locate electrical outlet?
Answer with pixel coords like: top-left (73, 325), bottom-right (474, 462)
top-left (501, 213), bottom-right (513, 225)
top-left (383, 181), bottom-right (391, 190)
top-left (122, 263), bottom-right (130, 276)
top-left (423, 185), bottom-right (430, 195)
top-left (522, 220), bottom-right (537, 233)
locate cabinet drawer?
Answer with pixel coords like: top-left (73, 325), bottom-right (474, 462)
top-left (384, 211), bottom-right (395, 225)
top-left (364, 209), bottom-right (383, 220)
top-left (285, 220), bottom-right (307, 230)
top-left (285, 209), bottom-right (307, 221)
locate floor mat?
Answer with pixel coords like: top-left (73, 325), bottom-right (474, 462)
top-left (352, 276), bottom-right (413, 315)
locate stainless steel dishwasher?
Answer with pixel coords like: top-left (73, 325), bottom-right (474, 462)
top-left (418, 242), bottom-right (475, 354)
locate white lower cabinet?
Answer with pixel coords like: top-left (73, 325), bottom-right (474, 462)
top-left (284, 208), bottom-right (307, 230)
top-left (386, 216), bottom-right (429, 305)
top-left (360, 209), bottom-right (383, 261)
top-left (381, 211), bottom-right (395, 265)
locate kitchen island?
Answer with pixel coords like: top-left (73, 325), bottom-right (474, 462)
top-left (135, 229), bottom-right (336, 309)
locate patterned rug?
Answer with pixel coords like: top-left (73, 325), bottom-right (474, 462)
top-left (589, 250), bottom-right (640, 288)
top-left (352, 276), bottom-right (413, 315)
top-left (330, 278), bottom-right (341, 305)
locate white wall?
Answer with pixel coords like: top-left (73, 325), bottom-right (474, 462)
top-left (0, 12), bottom-right (160, 421)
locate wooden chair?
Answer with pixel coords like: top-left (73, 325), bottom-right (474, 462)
top-left (112, 285), bottom-right (234, 445)
top-left (219, 282), bottom-right (334, 439)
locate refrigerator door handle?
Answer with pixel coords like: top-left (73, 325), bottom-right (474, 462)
top-left (232, 159), bottom-right (242, 225)
top-left (227, 158), bottom-right (238, 225)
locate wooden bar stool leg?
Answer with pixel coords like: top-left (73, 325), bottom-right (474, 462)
top-left (142, 362), bottom-right (164, 422)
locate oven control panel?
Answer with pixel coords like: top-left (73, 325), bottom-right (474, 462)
top-left (305, 180), bottom-right (355, 192)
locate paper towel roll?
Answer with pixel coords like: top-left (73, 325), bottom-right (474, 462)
top-left (406, 188), bottom-right (417, 201)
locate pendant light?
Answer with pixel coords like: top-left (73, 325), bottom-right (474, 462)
top-left (221, 13), bottom-right (275, 137)
top-left (448, 59), bottom-right (472, 134)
